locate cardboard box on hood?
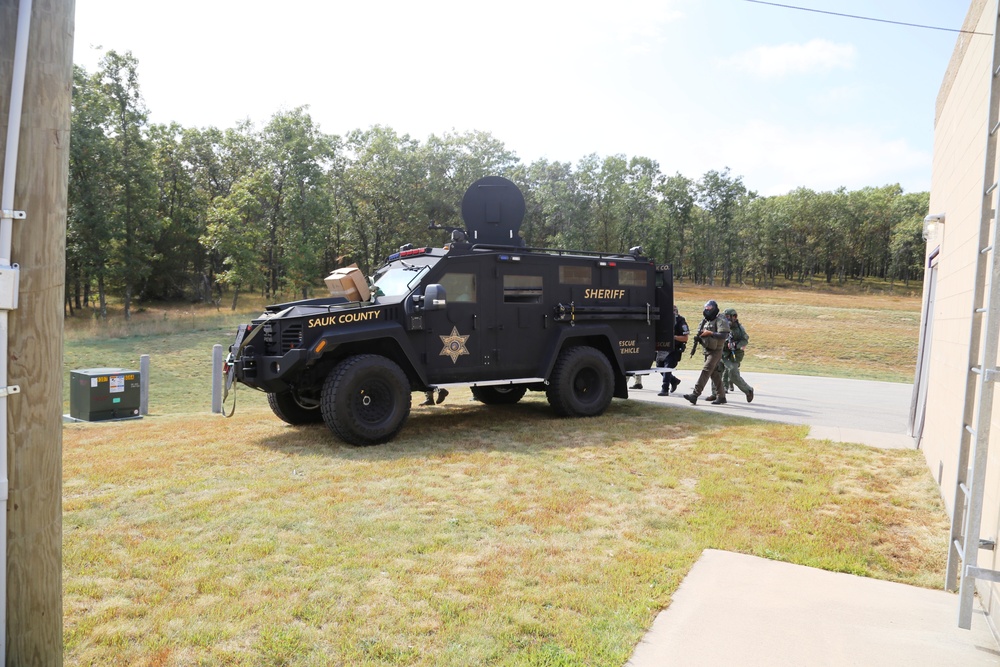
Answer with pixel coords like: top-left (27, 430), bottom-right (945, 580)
top-left (324, 265), bottom-right (370, 302)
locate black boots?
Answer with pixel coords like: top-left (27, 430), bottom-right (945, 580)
top-left (684, 387), bottom-right (729, 406)
top-left (658, 375), bottom-right (680, 397)
top-left (421, 388), bottom-right (449, 406)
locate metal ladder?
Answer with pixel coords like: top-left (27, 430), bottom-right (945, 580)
top-left (945, 0), bottom-right (1000, 630)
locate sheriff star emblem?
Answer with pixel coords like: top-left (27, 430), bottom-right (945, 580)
top-left (439, 326), bottom-right (471, 363)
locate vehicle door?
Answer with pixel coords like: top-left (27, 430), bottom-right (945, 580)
top-left (493, 265), bottom-right (547, 377)
top-left (422, 263), bottom-right (497, 383)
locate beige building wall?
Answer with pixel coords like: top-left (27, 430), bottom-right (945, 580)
top-left (924, 0), bottom-right (1000, 629)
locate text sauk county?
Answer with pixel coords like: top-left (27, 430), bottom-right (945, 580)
top-left (308, 310), bottom-right (382, 328)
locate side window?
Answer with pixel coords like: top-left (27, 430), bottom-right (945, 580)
top-left (559, 265), bottom-right (591, 285)
top-left (618, 268), bottom-right (646, 287)
top-left (439, 272), bottom-right (477, 303)
top-left (504, 275), bottom-right (543, 303)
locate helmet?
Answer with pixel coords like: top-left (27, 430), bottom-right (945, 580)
top-left (703, 300), bottom-right (719, 321)
top-left (724, 308), bottom-right (737, 317)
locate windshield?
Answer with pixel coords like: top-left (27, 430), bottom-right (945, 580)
top-left (372, 264), bottom-right (430, 298)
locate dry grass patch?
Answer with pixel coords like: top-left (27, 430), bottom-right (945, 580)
top-left (673, 285), bottom-right (921, 381)
top-left (64, 391), bottom-right (947, 665)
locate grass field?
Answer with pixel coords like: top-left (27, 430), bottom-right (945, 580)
top-left (61, 285), bottom-right (936, 665)
top-left (63, 284), bottom-right (922, 417)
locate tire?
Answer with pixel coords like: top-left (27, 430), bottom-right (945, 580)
top-left (471, 385), bottom-right (527, 405)
top-left (546, 346), bottom-right (614, 417)
top-left (267, 390), bottom-right (323, 425)
top-left (320, 354), bottom-right (411, 446)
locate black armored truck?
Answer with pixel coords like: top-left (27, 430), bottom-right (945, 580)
top-left (224, 176), bottom-right (674, 445)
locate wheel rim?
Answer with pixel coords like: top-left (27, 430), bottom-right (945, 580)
top-left (573, 366), bottom-right (601, 403)
top-left (292, 393), bottom-right (320, 410)
top-left (352, 378), bottom-right (395, 425)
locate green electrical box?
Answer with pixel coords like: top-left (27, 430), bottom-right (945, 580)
top-left (69, 367), bottom-right (141, 421)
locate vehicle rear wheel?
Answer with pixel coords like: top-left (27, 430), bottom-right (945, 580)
top-left (267, 390), bottom-right (323, 424)
top-left (321, 354), bottom-right (411, 446)
top-left (471, 385), bottom-right (527, 405)
top-left (546, 346), bottom-right (614, 417)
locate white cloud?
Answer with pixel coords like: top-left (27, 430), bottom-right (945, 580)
top-left (720, 39), bottom-right (857, 78)
top-left (705, 121), bottom-right (929, 195)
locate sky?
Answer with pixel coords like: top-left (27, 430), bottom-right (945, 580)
top-left (72, 0), bottom-right (974, 196)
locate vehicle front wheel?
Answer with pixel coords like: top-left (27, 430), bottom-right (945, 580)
top-left (321, 354), bottom-right (411, 446)
top-left (471, 385), bottom-right (527, 405)
top-left (546, 346), bottom-right (614, 417)
top-left (267, 390), bottom-right (323, 425)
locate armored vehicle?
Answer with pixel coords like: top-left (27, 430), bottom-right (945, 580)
top-left (224, 176), bottom-right (674, 445)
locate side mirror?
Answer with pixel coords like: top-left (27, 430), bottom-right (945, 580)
top-left (424, 284), bottom-right (446, 311)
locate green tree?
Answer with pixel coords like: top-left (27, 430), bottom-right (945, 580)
top-left (740, 195), bottom-right (782, 287)
top-left (520, 159), bottom-right (585, 249)
top-left (618, 156), bottom-right (661, 256)
top-left (199, 121), bottom-right (266, 298)
top-left (655, 173), bottom-right (696, 280)
top-left (844, 185), bottom-right (902, 281)
top-left (99, 50), bottom-right (159, 320)
top-left (67, 64), bottom-right (114, 316)
top-left (202, 172), bottom-right (270, 309)
top-left (147, 123), bottom-right (214, 300)
top-left (889, 191), bottom-right (929, 286)
top-left (591, 154), bottom-right (628, 253)
top-left (260, 108), bottom-right (337, 299)
top-left (420, 130), bottom-right (520, 234)
top-left (339, 126), bottom-right (424, 274)
top-left (695, 168), bottom-right (748, 285)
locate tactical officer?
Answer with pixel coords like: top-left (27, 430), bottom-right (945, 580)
top-left (718, 308), bottom-right (754, 403)
top-left (631, 304), bottom-right (690, 392)
top-left (657, 305), bottom-right (690, 396)
top-left (683, 300), bottom-right (730, 405)
top-left (421, 388), bottom-right (449, 406)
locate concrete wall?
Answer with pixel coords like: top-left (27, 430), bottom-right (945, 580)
top-left (924, 0), bottom-right (1000, 630)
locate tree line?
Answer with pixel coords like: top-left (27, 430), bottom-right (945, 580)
top-left (68, 51), bottom-right (929, 319)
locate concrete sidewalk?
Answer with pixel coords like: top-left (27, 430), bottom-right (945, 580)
top-left (629, 370), bottom-right (916, 449)
top-left (623, 372), bottom-right (1000, 665)
top-left (626, 550), bottom-right (999, 666)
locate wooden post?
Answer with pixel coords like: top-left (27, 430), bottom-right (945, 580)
top-left (0, 0), bottom-right (73, 664)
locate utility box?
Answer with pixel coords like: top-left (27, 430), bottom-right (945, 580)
top-left (69, 368), bottom-right (142, 421)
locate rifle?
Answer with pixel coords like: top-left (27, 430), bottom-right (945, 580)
top-left (722, 335), bottom-right (736, 361)
top-left (690, 321), bottom-right (705, 357)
